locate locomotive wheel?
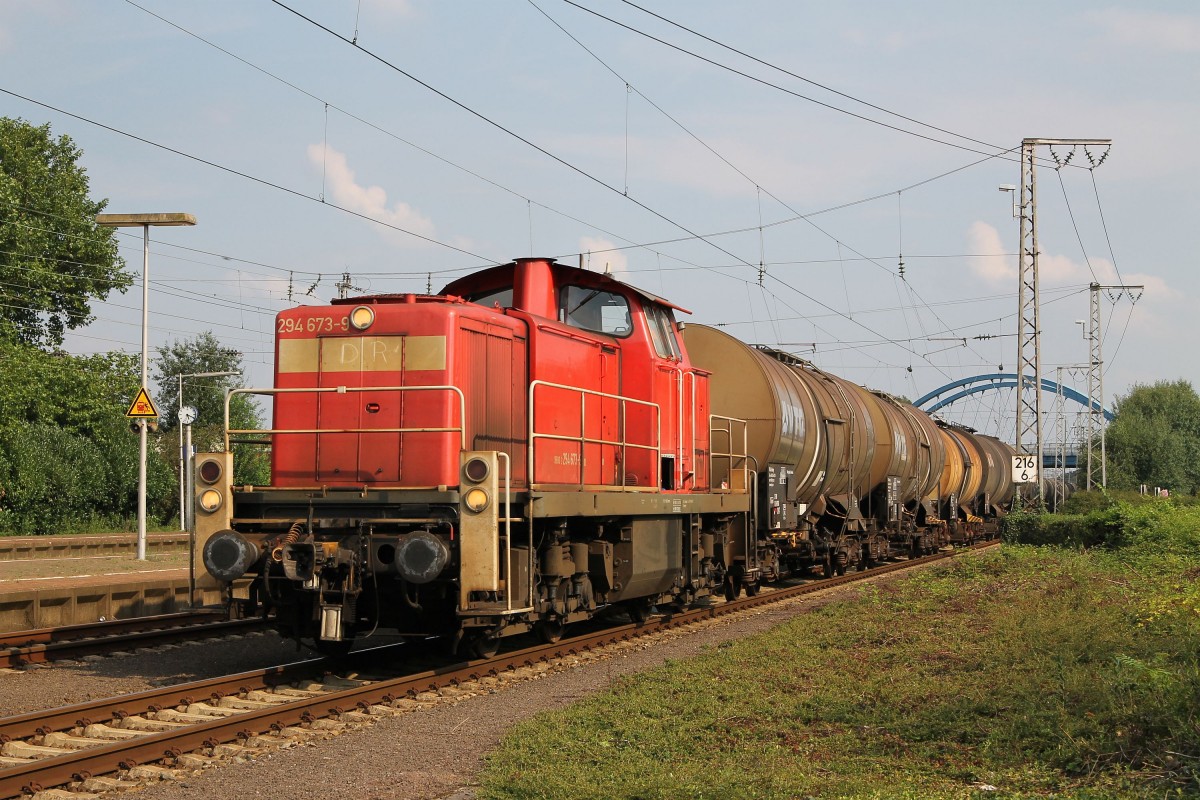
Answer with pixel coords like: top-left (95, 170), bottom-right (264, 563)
top-left (534, 619), bottom-right (564, 644)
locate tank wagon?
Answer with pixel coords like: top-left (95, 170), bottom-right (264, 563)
top-left (683, 326), bottom-right (1015, 587)
top-left (194, 258), bottom-right (1014, 656)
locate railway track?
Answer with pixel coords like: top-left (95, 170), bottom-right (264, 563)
top-left (0, 542), bottom-right (998, 799)
top-left (0, 612), bottom-right (268, 670)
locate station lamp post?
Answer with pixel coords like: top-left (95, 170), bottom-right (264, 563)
top-left (95, 213), bottom-right (196, 560)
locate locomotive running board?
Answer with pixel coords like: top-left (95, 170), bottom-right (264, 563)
top-left (528, 491), bottom-right (749, 518)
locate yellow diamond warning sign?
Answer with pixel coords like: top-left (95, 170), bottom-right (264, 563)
top-left (126, 388), bottom-right (159, 418)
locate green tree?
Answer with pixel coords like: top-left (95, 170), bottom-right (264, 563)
top-left (153, 331), bottom-right (252, 431)
top-left (0, 341), bottom-right (139, 436)
top-left (1105, 380), bottom-right (1200, 495)
top-left (153, 332), bottom-right (270, 486)
top-left (0, 117), bottom-right (131, 348)
top-left (0, 342), bottom-right (175, 532)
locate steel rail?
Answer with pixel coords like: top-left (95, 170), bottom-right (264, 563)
top-left (0, 612), bottom-right (267, 670)
top-left (0, 541), bottom-right (998, 798)
top-left (0, 652), bottom-right (337, 743)
top-left (1, 611), bottom-right (222, 648)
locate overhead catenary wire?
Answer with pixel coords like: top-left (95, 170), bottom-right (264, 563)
top-left (123, 0), bottom-right (1028, 322)
top-left (1054, 168), bottom-right (1101, 284)
top-left (268, 0), bottom-right (962, 376)
top-left (3, 7), bottom-right (1121, 418)
top-left (530, 0), bottom-right (1012, 340)
top-left (1089, 169), bottom-right (1125, 287)
top-left (557, 0), bottom-right (1067, 168)
top-left (119, 0), bottom-right (729, 283)
top-left (524, 0), bottom-right (1006, 379)
top-left (614, 0), bottom-right (1020, 156)
top-left (268, 1), bottom-right (766, 276)
top-left (0, 88), bottom-right (498, 263)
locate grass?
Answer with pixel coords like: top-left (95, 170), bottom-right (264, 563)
top-left (478, 507), bottom-right (1200, 799)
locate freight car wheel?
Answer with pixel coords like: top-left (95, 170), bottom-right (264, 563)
top-left (627, 598), bottom-right (655, 623)
top-left (744, 581), bottom-right (759, 597)
top-left (822, 555), bottom-right (836, 579)
top-left (466, 632), bottom-right (500, 659)
top-left (534, 619), bottom-right (564, 644)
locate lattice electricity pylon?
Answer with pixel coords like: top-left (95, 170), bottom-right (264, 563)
top-left (1014, 137), bottom-right (1111, 509)
top-left (1085, 282), bottom-right (1143, 490)
top-left (1015, 141), bottom-right (1040, 506)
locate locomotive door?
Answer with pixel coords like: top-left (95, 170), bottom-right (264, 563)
top-left (598, 343), bottom-right (623, 487)
top-left (314, 335), bottom-right (403, 483)
top-left (646, 305), bottom-right (685, 491)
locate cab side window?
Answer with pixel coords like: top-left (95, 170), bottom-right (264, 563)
top-left (560, 285), bottom-right (631, 337)
top-left (646, 304), bottom-right (681, 360)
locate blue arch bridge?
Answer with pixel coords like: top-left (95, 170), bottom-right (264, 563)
top-left (912, 373), bottom-right (1115, 470)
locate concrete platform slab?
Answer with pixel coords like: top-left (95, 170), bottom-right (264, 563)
top-left (0, 568), bottom-right (223, 632)
top-left (0, 533), bottom-right (189, 561)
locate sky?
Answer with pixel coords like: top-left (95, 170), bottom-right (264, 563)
top-left (1, 0), bottom-right (1197, 445)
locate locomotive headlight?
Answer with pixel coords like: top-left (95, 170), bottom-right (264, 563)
top-left (463, 487), bottom-right (490, 513)
top-left (463, 456), bottom-right (491, 483)
top-left (198, 488), bottom-right (224, 513)
top-left (198, 459), bottom-right (223, 485)
top-left (349, 305), bottom-right (375, 331)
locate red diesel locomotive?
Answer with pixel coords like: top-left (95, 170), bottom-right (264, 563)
top-left (195, 258), bottom-right (1014, 656)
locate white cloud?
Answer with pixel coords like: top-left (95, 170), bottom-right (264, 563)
top-left (1089, 8), bottom-right (1200, 52)
top-left (307, 143), bottom-right (435, 241)
top-left (1105, 271), bottom-right (1178, 303)
top-left (966, 221), bottom-right (1178, 302)
top-left (966, 221), bottom-right (1016, 285)
top-left (578, 237), bottom-right (629, 277)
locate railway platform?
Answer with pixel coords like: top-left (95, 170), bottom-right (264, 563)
top-left (0, 534), bottom-right (221, 632)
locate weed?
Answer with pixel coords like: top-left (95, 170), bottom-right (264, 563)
top-left (479, 511), bottom-right (1200, 799)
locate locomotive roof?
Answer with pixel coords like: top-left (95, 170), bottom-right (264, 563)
top-left (439, 259), bottom-right (692, 315)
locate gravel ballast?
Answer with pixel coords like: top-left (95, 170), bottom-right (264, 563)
top-left (156, 575), bottom-right (912, 800)
top-left (3, 567), bottom-right (931, 800)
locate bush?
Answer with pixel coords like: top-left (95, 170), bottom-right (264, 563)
top-left (1063, 489), bottom-right (1200, 515)
top-left (0, 422), bottom-right (176, 534)
top-left (1003, 499), bottom-right (1200, 556)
